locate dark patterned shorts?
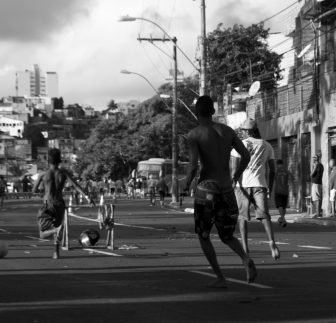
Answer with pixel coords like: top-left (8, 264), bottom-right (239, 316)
top-left (37, 200), bottom-right (65, 232)
top-left (194, 190), bottom-right (238, 241)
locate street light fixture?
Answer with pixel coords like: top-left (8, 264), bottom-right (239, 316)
top-left (119, 16), bottom-right (182, 203)
top-left (120, 69), bottom-right (160, 95)
top-left (120, 69), bottom-right (171, 112)
top-left (119, 16), bottom-right (199, 72)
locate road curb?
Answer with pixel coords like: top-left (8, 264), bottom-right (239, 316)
top-left (294, 216), bottom-right (336, 226)
top-left (166, 204), bottom-right (336, 226)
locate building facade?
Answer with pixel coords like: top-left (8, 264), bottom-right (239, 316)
top-left (15, 64), bottom-right (58, 98)
top-left (224, 0), bottom-right (336, 213)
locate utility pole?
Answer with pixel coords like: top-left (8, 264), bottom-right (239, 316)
top-left (137, 36), bottom-right (179, 203)
top-left (172, 38), bottom-right (179, 203)
top-left (200, 0), bottom-right (207, 95)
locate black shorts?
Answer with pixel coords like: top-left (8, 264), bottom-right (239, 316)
top-left (274, 193), bottom-right (288, 209)
top-left (194, 190), bottom-right (238, 241)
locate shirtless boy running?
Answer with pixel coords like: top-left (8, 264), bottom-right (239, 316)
top-left (183, 95), bottom-right (256, 288)
top-left (33, 148), bottom-right (94, 259)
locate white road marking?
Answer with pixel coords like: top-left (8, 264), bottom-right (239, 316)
top-left (68, 213), bottom-right (99, 223)
top-left (0, 229), bottom-right (10, 233)
top-left (69, 212), bottom-right (166, 231)
top-left (83, 248), bottom-right (121, 257)
top-left (115, 223), bottom-right (166, 231)
top-left (25, 236), bottom-right (50, 242)
top-left (190, 270), bottom-right (272, 289)
top-left (0, 292), bottom-right (234, 311)
top-left (259, 241), bottom-right (289, 245)
top-left (297, 245), bottom-right (333, 250)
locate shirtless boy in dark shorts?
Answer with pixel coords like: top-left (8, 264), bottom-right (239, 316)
top-left (183, 95), bottom-right (256, 288)
top-left (33, 148), bottom-right (94, 259)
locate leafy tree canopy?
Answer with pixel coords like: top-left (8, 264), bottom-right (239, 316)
top-left (66, 103), bottom-right (85, 118)
top-left (207, 23), bottom-right (282, 96)
top-left (107, 99), bottom-right (118, 110)
top-left (74, 85), bottom-right (198, 180)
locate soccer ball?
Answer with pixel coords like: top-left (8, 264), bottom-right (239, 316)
top-left (79, 229), bottom-right (100, 247)
top-left (0, 241), bottom-right (8, 258)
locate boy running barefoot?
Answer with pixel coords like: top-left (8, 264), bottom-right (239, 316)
top-left (33, 148), bottom-right (94, 259)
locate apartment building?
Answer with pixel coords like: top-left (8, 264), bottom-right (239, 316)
top-left (15, 64), bottom-right (58, 98)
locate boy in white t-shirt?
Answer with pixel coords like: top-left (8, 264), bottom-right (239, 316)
top-left (231, 118), bottom-right (280, 260)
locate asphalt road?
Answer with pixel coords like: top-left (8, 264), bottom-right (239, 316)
top-left (1, 197), bottom-right (336, 323)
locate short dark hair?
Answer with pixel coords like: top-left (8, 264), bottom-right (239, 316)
top-left (244, 128), bottom-right (262, 139)
top-left (195, 95), bottom-right (215, 117)
top-left (48, 148), bottom-right (62, 165)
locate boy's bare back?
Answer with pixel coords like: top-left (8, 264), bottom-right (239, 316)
top-left (39, 169), bottom-right (69, 202)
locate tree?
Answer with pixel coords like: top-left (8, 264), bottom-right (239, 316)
top-left (74, 96), bottom-right (172, 180)
top-left (74, 78), bottom-right (200, 180)
top-left (52, 97), bottom-right (64, 110)
top-left (107, 99), bottom-right (118, 110)
top-left (207, 23), bottom-right (282, 98)
top-left (22, 125), bottom-right (46, 159)
top-left (66, 103), bottom-right (85, 118)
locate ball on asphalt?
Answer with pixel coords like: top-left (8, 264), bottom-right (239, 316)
top-left (0, 241), bottom-right (8, 258)
top-left (79, 229), bottom-right (100, 247)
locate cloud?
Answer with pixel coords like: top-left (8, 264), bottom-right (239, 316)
top-left (210, 0), bottom-right (269, 29)
top-left (0, 0), bottom-right (96, 42)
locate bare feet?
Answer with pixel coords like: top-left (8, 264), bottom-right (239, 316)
top-left (245, 259), bottom-right (257, 283)
top-left (270, 241), bottom-right (280, 260)
top-left (207, 278), bottom-right (228, 288)
top-left (52, 251), bottom-right (59, 259)
top-left (52, 244), bottom-right (60, 259)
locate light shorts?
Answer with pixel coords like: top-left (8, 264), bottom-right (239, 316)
top-left (330, 189), bottom-right (336, 202)
top-left (235, 187), bottom-right (270, 221)
top-left (311, 183), bottom-right (322, 202)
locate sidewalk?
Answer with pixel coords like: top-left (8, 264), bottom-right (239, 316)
top-left (167, 196), bottom-right (336, 227)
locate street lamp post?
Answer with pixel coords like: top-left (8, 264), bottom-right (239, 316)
top-left (120, 69), bottom-right (171, 111)
top-left (120, 69), bottom-right (160, 95)
top-left (200, 0), bottom-right (207, 95)
top-left (119, 16), bottom-right (182, 203)
top-left (119, 16), bottom-right (199, 72)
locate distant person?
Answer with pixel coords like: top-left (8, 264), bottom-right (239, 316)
top-left (157, 175), bottom-right (168, 206)
top-left (116, 179), bottom-right (124, 197)
top-left (311, 154), bottom-right (324, 218)
top-left (329, 159), bottom-right (336, 217)
top-left (182, 95), bottom-right (256, 288)
top-left (0, 176), bottom-right (8, 206)
top-left (141, 177), bottom-right (147, 199)
top-left (110, 179), bottom-right (116, 197)
top-left (274, 159), bottom-right (289, 227)
top-left (127, 178), bottom-right (135, 198)
top-left (33, 148), bottom-right (94, 259)
top-left (232, 118), bottom-right (280, 260)
top-left (13, 178), bottom-right (21, 199)
top-left (21, 175), bottom-right (32, 199)
top-left (135, 177), bottom-right (142, 199)
top-left (147, 174), bottom-right (158, 206)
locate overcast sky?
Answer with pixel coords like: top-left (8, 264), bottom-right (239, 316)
top-left (0, 0), bottom-right (299, 109)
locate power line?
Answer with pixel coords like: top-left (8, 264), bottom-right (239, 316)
top-left (261, 1), bottom-right (298, 24)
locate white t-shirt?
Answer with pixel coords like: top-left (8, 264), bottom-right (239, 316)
top-left (231, 137), bottom-right (275, 188)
